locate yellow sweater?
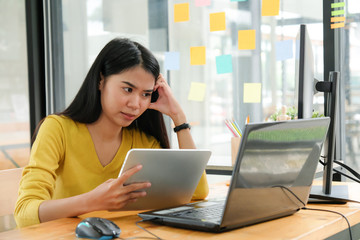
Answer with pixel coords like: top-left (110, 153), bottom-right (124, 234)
top-left (15, 115), bottom-right (208, 227)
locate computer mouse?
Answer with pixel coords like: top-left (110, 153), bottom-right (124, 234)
top-left (75, 217), bottom-right (121, 239)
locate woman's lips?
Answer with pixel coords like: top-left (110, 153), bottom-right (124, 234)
top-left (121, 112), bottom-right (136, 121)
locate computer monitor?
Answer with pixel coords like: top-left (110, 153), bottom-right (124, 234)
top-left (295, 24), bottom-right (315, 119)
top-left (295, 24), bottom-right (354, 203)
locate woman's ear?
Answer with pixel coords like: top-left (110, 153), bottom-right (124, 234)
top-left (99, 73), bottom-right (105, 90)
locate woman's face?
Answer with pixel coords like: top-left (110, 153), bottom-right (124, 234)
top-left (99, 66), bottom-right (155, 127)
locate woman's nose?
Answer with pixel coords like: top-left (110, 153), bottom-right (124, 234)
top-left (127, 95), bottom-right (141, 109)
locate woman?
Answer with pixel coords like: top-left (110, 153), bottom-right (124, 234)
top-left (14, 38), bottom-right (209, 227)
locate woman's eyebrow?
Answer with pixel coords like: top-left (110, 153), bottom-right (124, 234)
top-left (122, 81), bottom-right (154, 92)
top-left (122, 81), bottom-right (137, 88)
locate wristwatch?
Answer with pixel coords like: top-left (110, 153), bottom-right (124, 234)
top-left (173, 123), bottom-right (191, 132)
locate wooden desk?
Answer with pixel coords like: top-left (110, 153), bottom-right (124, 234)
top-left (1, 183), bottom-right (360, 240)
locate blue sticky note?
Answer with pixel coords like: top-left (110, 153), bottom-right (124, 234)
top-left (164, 52), bottom-right (180, 70)
top-left (276, 40), bottom-right (293, 61)
top-left (295, 39), bottom-right (300, 60)
top-left (216, 55), bottom-right (233, 74)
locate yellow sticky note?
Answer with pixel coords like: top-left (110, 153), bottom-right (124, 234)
top-left (210, 12), bottom-right (226, 32)
top-left (331, 22), bottom-right (345, 29)
top-left (238, 30), bottom-right (256, 50)
top-left (188, 82), bottom-right (206, 102)
top-left (174, 3), bottom-right (189, 22)
top-left (190, 46), bottom-right (206, 65)
top-left (243, 83), bottom-right (261, 103)
top-left (261, 0), bottom-right (280, 16)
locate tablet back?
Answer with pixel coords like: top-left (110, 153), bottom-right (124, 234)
top-left (117, 149), bottom-right (211, 210)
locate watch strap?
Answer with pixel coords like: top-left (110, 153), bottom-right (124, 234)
top-left (173, 123), bottom-right (191, 132)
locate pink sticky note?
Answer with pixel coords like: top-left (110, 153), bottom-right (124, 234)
top-left (195, 0), bottom-right (211, 7)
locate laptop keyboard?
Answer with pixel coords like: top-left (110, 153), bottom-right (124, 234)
top-left (169, 203), bottom-right (224, 221)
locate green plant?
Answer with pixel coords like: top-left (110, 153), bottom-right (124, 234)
top-left (269, 106), bottom-right (297, 121)
top-left (269, 106), bottom-right (323, 121)
top-left (312, 111), bottom-right (325, 118)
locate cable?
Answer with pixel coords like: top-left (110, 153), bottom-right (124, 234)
top-left (334, 160), bottom-right (360, 181)
top-left (302, 207), bottom-right (353, 240)
top-left (272, 185), bottom-right (353, 240)
top-left (319, 158), bottom-right (360, 183)
top-left (120, 237), bottom-right (160, 240)
top-left (319, 157), bottom-right (360, 181)
top-left (272, 185), bottom-right (306, 206)
top-left (333, 168), bottom-right (360, 184)
top-left (135, 219), bottom-right (163, 240)
top-left (118, 219), bottom-right (163, 240)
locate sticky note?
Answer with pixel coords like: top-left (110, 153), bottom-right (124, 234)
top-left (331, 2), bottom-right (345, 8)
top-left (243, 83), bottom-right (261, 103)
top-left (331, 16), bottom-right (346, 22)
top-left (190, 46), bottom-right (206, 65)
top-left (238, 30), bottom-right (256, 50)
top-left (295, 39), bottom-right (300, 60)
top-left (216, 55), bottom-right (232, 74)
top-left (230, 0), bottom-right (247, 2)
top-left (188, 82), bottom-right (206, 101)
top-left (195, 0), bottom-right (211, 6)
top-left (331, 22), bottom-right (345, 29)
top-left (174, 3), bottom-right (189, 22)
top-left (261, 0), bottom-right (280, 16)
top-left (164, 52), bottom-right (180, 70)
top-left (331, 10), bottom-right (345, 16)
top-left (210, 12), bottom-right (226, 32)
top-left (276, 40), bottom-right (293, 61)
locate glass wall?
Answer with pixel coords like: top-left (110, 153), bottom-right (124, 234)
top-left (0, 0), bottom-right (30, 170)
top-left (167, 0), bottom-right (323, 166)
top-left (60, 0), bottom-right (324, 167)
top-left (343, 0), bottom-right (360, 173)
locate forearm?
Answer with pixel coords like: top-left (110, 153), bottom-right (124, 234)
top-left (171, 111), bottom-right (196, 149)
top-left (175, 128), bottom-right (196, 149)
top-left (39, 192), bottom-right (94, 223)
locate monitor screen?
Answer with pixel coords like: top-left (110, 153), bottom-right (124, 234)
top-left (295, 24), bottom-right (315, 119)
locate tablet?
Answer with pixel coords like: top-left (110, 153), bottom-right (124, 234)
top-left (117, 148), bottom-right (211, 211)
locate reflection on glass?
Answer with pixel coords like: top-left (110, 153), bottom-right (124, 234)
top-left (237, 124), bottom-right (327, 188)
top-left (61, 0), bottom-right (324, 167)
top-left (0, 0), bottom-right (30, 170)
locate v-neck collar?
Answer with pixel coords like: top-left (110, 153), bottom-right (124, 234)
top-left (83, 124), bottom-right (132, 171)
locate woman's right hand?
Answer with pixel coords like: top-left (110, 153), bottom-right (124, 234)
top-left (38, 164), bottom-right (150, 223)
top-left (86, 164), bottom-right (151, 211)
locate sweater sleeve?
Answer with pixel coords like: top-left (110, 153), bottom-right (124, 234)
top-left (14, 116), bottom-right (65, 227)
top-left (191, 171), bottom-right (209, 200)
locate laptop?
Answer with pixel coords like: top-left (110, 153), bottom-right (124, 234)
top-left (138, 117), bottom-right (330, 232)
top-left (117, 149), bottom-right (211, 210)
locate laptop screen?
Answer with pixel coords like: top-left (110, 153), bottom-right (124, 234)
top-left (235, 118), bottom-right (329, 188)
top-left (221, 118), bottom-right (330, 228)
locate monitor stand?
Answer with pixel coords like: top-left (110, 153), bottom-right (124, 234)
top-left (309, 185), bottom-right (360, 204)
top-left (309, 72), bottom-right (360, 204)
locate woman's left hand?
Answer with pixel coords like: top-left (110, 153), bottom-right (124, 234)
top-left (150, 74), bottom-right (196, 149)
top-left (148, 74), bottom-right (186, 126)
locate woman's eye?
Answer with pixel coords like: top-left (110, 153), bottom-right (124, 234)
top-left (123, 87), bottom-right (132, 93)
top-left (143, 93), bottom-right (152, 97)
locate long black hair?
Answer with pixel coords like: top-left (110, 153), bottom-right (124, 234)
top-left (55, 38), bottom-right (169, 148)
